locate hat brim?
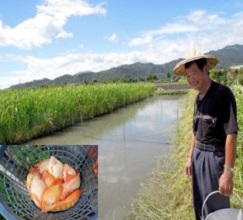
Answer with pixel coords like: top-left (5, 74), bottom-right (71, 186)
top-left (173, 55), bottom-right (218, 75)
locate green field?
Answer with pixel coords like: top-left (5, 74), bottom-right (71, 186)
top-left (0, 83), bottom-right (155, 144)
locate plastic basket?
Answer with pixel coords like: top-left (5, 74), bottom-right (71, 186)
top-left (201, 191), bottom-right (243, 220)
top-left (0, 145), bottom-right (98, 220)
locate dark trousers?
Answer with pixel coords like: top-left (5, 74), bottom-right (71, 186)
top-left (192, 147), bottom-right (230, 220)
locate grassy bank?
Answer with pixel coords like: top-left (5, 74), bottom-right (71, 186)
top-left (0, 83), bottom-right (154, 144)
top-left (127, 85), bottom-right (243, 220)
top-left (155, 83), bottom-right (190, 95)
top-left (233, 85), bottom-right (243, 197)
top-left (155, 89), bottom-right (189, 95)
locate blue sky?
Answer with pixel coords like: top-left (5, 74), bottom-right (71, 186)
top-left (0, 0), bottom-right (243, 89)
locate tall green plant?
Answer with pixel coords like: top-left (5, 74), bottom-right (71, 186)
top-left (0, 83), bottom-right (154, 144)
top-left (233, 85), bottom-right (243, 200)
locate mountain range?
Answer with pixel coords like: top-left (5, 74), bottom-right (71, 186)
top-left (11, 44), bottom-right (243, 89)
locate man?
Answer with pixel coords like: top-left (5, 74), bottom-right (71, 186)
top-left (173, 49), bottom-right (238, 220)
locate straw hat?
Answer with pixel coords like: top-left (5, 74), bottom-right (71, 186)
top-left (173, 48), bottom-right (219, 75)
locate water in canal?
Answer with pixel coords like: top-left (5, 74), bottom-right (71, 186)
top-left (27, 95), bottom-right (184, 220)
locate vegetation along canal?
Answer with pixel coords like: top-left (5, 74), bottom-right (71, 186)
top-left (26, 95), bottom-right (184, 220)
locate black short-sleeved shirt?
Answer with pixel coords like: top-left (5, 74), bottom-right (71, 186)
top-left (193, 80), bottom-right (238, 146)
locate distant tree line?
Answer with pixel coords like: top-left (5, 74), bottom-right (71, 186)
top-left (90, 73), bottom-right (179, 84)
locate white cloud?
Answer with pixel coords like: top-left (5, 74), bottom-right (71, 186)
top-left (22, 51), bottom-right (147, 77)
top-left (105, 33), bottom-right (118, 42)
top-left (129, 35), bottom-right (153, 46)
top-left (185, 10), bottom-right (227, 28)
top-left (148, 24), bottom-right (199, 35)
top-left (129, 10), bottom-right (243, 59)
top-left (37, 0), bottom-right (106, 17)
top-left (128, 23), bottom-right (198, 46)
top-left (56, 31), bottom-right (73, 39)
top-left (0, 0), bottom-right (106, 49)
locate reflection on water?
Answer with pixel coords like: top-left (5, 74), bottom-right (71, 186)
top-left (27, 95), bottom-right (183, 220)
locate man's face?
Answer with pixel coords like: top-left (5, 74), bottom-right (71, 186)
top-left (185, 62), bottom-right (208, 91)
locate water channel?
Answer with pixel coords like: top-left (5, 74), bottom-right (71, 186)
top-left (26, 95), bottom-right (184, 220)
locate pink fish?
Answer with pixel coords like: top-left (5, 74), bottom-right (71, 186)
top-left (29, 170), bottom-right (47, 208)
top-left (63, 163), bottom-right (78, 182)
top-left (41, 184), bottom-right (63, 212)
top-left (35, 159), bottom-right (50, 173)
top-left (42, 170), bottom-right (55, 187)
top-left (51, 189), bottom-right (81, 212)
top-left (48, 156), bottom-right (64, 183)
top-left (60, 173), bottom-right (81, 200)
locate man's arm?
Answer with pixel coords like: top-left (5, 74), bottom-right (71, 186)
top-left (185, 134), bottom-right (195, 175)
top-left (219, 133), bottom-right (237, 196)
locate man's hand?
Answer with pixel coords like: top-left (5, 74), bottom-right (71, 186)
top-left (219, 170), bottom-right (233, 196)
top-left (185, 158), bottom-right (192, 175)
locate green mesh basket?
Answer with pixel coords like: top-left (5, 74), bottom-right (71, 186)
top-left (0, 145), bottom-right (98, 220)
